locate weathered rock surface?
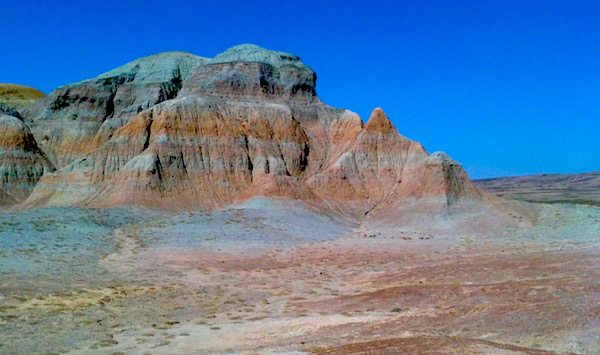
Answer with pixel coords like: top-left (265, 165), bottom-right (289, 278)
top-left (182, 44), bottom-right (317, 102)
top-left (0, 102), bottom-right (25, 120)
top-left (18, 44), bottom-right (526, 226)
top-left (308, 108), bottom-right (429, 216)
top-left (22, 52), bottom-right (208, 168)
top-left (0, 113), bottom-right (54, 205)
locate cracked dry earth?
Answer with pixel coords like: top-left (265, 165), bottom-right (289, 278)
top-left (1, 202), bottom-right (600, 354)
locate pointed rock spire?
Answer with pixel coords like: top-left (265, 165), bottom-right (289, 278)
top-left (364, 107), bottom-right (396, 133)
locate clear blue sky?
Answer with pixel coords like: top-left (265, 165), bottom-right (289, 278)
top-left (1, 0), bottom-right (599, 178)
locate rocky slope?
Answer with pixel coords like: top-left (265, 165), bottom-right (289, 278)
top-left (10, 44), bottom-right (526, 226)
top-left (0, 112), bottom-right (54, 205)
top-left (22, 52), bottom-right (208, 167)
top-left (476, 172), bottom-right (600, 206)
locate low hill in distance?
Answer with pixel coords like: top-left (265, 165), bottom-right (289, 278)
top-left (0, 83), bottom-right (46, 111)
top-left (475, 171), bottom-right (600, 206)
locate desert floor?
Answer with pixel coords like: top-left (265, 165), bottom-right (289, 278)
top-left (1, 199), bottom-right (599, 354)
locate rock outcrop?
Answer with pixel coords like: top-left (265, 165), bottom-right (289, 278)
top-left (22, 52), bottom-right (208, 168)
top-left (0, 102), bottom-right (24, 120)
top-left (0, 113), bottom-right (54, 205)
top-left (182, 44), bottom-right (317, 102)
top-left (16, 44), bottom-right (525, 226)
top-left (307, 108), bottom-right (429, 216)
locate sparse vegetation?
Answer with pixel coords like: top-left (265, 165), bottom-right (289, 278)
top-left (0, 84), bottom-right (45, 111)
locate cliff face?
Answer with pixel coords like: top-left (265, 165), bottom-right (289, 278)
top-left (12, 44), bottom-right (518, 224)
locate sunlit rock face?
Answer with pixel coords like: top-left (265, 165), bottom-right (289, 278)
top-left (17, 44), bottom-right (515, 224)
top-left (22, 52), bottom-right (208, 168)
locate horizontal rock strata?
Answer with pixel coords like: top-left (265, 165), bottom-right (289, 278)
top-left (0, 113), bottom-right (54, 205)
top-left (6, 44), bottom-right (527, 227)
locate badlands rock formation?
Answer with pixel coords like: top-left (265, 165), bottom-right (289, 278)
top-left (5, 44), bottom-right (522, 224)
top-left (0, 112), bottom-right (54, 205)
top-left (22, 52), bottom-right (207, 167)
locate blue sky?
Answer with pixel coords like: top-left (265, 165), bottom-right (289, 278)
top-left (1, 0), bottom-right (599, 178)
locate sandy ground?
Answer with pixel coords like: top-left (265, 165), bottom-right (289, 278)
top-left (0, 200), bottom-right (599, 354)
